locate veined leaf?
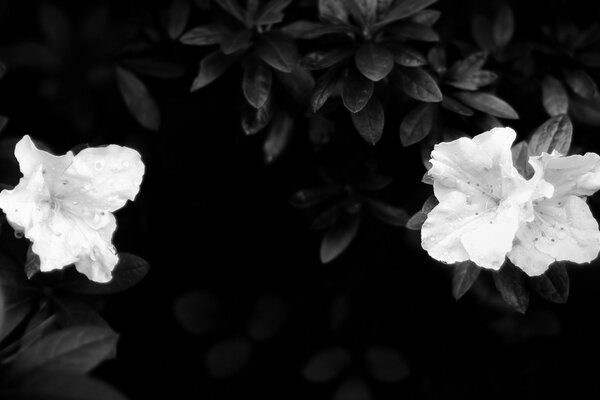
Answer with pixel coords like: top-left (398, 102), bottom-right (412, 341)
top-left (220, 30), bottom-right (253, 55)
top-left (452, 261), bottom-right (481, 300)
top-left (180, 24), bottom-right (230, 45)
top-left (493, 263), bottom-right (529, 314)
top-left (301, 46), bottom-right (354, 70)
top-left (388, 43), bottom-right (426, 67)
top-left (447, 51), bottom-right (487, 78)
top-left (243, 58), bottom-right (272, 109)
top-left (320, 213), bottom-right (361, 263)
top-left (242, 95), bottom-right (273, 135)
top-left (528, 114), bottom-right (572, 156)
top-left (310, 67), bottom-right (341, 113)
top-left (351, 96), bottom-right (385, 145)
top-left (342, 69), bottom-right (374, 113)
top-left (452, 91), bottom-right (518, 119)
top-left (441, 95), bottom-right (474, 116)
top-left (256, 0), bottom-right (293, 25)
top-left (355, 43), bottom-right (394, 82)
top-left (256, 32), bottom-right (298, 73)
top-left (116, 67), bottom-right (161, 131)
top-left (398, 67), bottom-right (442, 102)
top-left (190, 50), bottom-right (235, 91)
top-left (377, 0), bottom-right (438, 27)
top-left (399, 102), bottom-right (435, 146)
top-left (445, 71), bottom-right (498, 91)
top-left (542, 75), bottom-right (569, 116)
top-left (531, 262), bottom-right (569, 304)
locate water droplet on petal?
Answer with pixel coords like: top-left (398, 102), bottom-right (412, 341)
top-left (122, 160), bottom-right (131, 168)
top-left (557, 229), bottom-right (568, 239)
top-left (72, 201), bottom-right (78, 205)
top-left (14, 231), bottom-right (23, 239)
top-left (94, 161), bottom-right (104, 170)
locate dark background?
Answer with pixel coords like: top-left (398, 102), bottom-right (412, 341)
top-left (2, 0), bottom-right (600, 399)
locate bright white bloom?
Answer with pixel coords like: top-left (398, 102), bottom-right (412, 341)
top-left (421, 127), bottom-right (553, 270)
top-left (0, 136), bottom-right (144, 282)
top-left (508, 151), bottom-right (600, 275)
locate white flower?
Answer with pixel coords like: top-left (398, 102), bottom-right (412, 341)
top-left (0, 135), bottom-right (144, 282)
top-left (508, 151), bottom-right (600, 275)
top-left (421, 127), bottom-right (553, 270)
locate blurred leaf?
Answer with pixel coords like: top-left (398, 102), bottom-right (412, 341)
top-left (242, 96), bottom-right (273, 135)
top-left (303, 347), bottom-right (352, 382)
top-left (398, 67), bottom-right (442, 102)
top-left (116, 67), bottom-right (161, 131)
top-left (320, 213), bottom-right (361, 263)
top-left (441, 95), bottom-right (474, 116)
top-left (388, 22), bottom-right (439, 42)
top-left (531, 262), bottom-right (569, 304)
top-left (205, 337), bottom-right (252, 378)
top-left (0, 372), bottom-right (127, 400)
top-left (452, 91), bottom-right (518, 119)
top-left (447, 51), bottom-right (487, 77)
top-left (0, 115), bottom-right (8, 133)
top-left (0, 284), bottom-right (4, 337)
top-left (256, 32), bottom-right (298, 73)
top-left (528, 114), bottom-right (572, 156)
top-left (377, 0), bottom-right (438, 27)
top-left (10, 325), bottom-right (119, 375)
top-left (421, 194), bottom-right (438, 212)
top-left (243, 58), bottom-right (272, 109)
top-left (542, 75), bottom-right (569, 117)
top-left (246, 295), bottom-right (287, 341)
top-left (290, 185), bottom-right (343, 208)
top-left (256, 0), bottom-right (293, 25)
top-left (388, 43), bottom-right (426, 67)
top-left (319, 0), bottom-right (350, 24)
top-left (275, 65), bottom-right (315, 108)
top-left (493, 263), bottom-right (530, 314)
top-left (333, 378), bottom-right (373, 400)
top-left (410, 8), bottom-right (440, 26)
top-left (54, 298), bottom-right (109, 329)
top-left (120, 57), bottom-right (186, 79)
top-left (180, 24), bottom-right (230, 45)
top-left (563, 68), bottom-right (597, 99)
top-left (190, 50), bottom-right (236, 91)
top-left (263, 112), bottom-right (294, 163)
top-left (427, 46), bottom-right (446, 75)
top-left (355, 43), bottom-right (394, 82)
top-left (162, 0), bottom-right (191, 39)
top-left (215, 0), bottom-right (247, 25)
top-left (301, 47), bottom-right (354, 70)
top-left (174, 291), bottom-right (219, 334)
top-left (511, 141), bottom-right (529, 177)
top-left (25, 246), bottom-right (40, 280)
top-left (405, 210), bottom-right (426, 230)
top-left (38, 3), bottom-right (69, 53)
top-left (281, 21), bottom-right (351, 39)
top-left (452, 261), bottom-right (481, 300)
top-left (220, 30), bottom-right (253, 55)
top-left (493, 4), bottom-right (514, 48)
top-left (356, 174), bottom-right (393, 191)
top-left (364, 346), bottom-right (410, 382)
top-left (445, 71), bottom-right (498, 91)
top-left (364, 198), bottom-right (408, 226)
top-left (471, 15), bottom-right (495, 52)
top-left (0, 269), bottom-right (36, 342)
top-left (399, 102), bottom-right (435, 146)
top-left (570, 96), bottom-right (600, 126)
top-left (576, 51), bottom-right (600, 68)
top-left (351, 96), bottom-right (385, 145)
top-left (310, 67), bottom-right (341, 112)
top-left (342, 69), bottom-right (375, 113)
top-left (60, 253), bottom-right (150, 295)
top-left (472, 113), bottom-right (504, 131)
top-left (311, 202), bottom-right (345, 230)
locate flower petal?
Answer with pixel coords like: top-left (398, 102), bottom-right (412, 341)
top-left (535, 151), bottom-right (600, 197)
top-left (0, 166), bottom-right (49, 233)
top-left (422, 191), bottom-right (518, 269)
top-left (14, 135), bottom-right (74, 187)
top-left (508, 195), bottom-right (600, 275)
top-left (57, 145), bottom-right (145, 212)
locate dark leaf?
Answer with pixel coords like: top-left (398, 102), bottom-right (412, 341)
top-left (0, 372), bottom-right (127, 400)
top-left (256, 0), bottom-right (293, 25)
top-left (290, 185), bottom-right (343, 208)
top-left (427, 46), bottom-right (446, 75)
top-left (318, 0), bottom-right (350, 24)
top-left (441, 95), bottom-right (474, 116)
top-left (342, 69), bottom-right (375, 113)
top-left (364, 198), bottom-right (409, 226)
top-left (320, 213), bottom-right (361, 263)
top-left (471, 15), bottom-right (495, 52)
top-left (511, 141), bottom-right (529, 177)
top-left (399, 102), bottom-right (435, 146)
top-left (0, 62), bottom-right (5, 79)
top-left (570, 96), bottom-right (600, 126)
top-left (116, 67), bottom-right (161, 131)
top-left (180, 24), bottom-right (230, 45)
top-left (531, 262), bottom-right (569, 304)
top-left (220, 30), bottom-right (253, 55)
top-left (190, 50), bottom-right (235, 91)
top-left (263, 112), bottom-right (294, 163)
top-left (528, 114), bottom-right (572, 156)
top-left (452, 261), bottom-right (481, 300)
top-left (351, 96), bottom-right (385, 145)
top-left (309, 115), bottom-right (335, 150)
top-left (10, 326), bottom-right (119, 374)
top-left (334, 379), bottom-right (373, 400)
top-left (421, 194), bottom-right (438, 213)
top-left (377, 0), bottom-right (438, 27)
top-left (246, 295), bottom-right (287, 341)
top-left (445, 70), bottom-right (498, 91)
top-left (310, 67), bottom-right (341, 112)
top-left (54, 298), bottom-right (110, 329)
top-left (364, 347), bottom-right (410, 382)
top-left (281, 21), bottom-right (352, 39)
top-left (452, 91), bottom-right (518, 119)
top-left (410, 9), bottom-right (441, 26)
top-left (256, 32), bottom-right (298, 73)
top-left (303, 347), bottom-right (352, 382)
top-left (25, 246), bottom-right (40, 280)
top-left (242, 96), bottom-right (273, 135)
top-left (356, 174), bottom-right (393, 191)
top-left (0, 256), bottom-right (36, 341)
top-left (472, 113), bottom-right (504, 131)
top-left (493, 263), bottom-right (530, 314)
top-left (563, 68), bottom-right (597, 99)
top-left (205, 337), bottom-right (253, 378)
top-left (447, 51), bottom-right (487, 77)
top-left (59, 253), bottom-right (150, 295)
top-left (398, 67), bottom-right (442, 102)
top-left (215, 0), bottom-right (247, 25)
top-left (388, 22), bottom-right (439, 42)
top-left (243, 58), bottom-right (272, 109)
top-left (355, 43), bottom-right (394, 82)
top-left (311, 202), bottom-right (345, 230)
top-left (405, 210), bottom-right (426, 230)
top-left (0, 115), bottom-right (8, 132)
top-left (576, 51), bottom-right (600, 68)
top-left (541, 75), bottom-right (569, 116)
top-left (493, 4), bottom-right (514, 48)
top-left (275, 65), bottom-right (315, 109)
top-left (162, 0), bottom-right (190, 39)
top-left (301, 47), bottom-right (354, 70)
top-left (388, 43), bottom-right (427, 67)
top-left (174, 291), bottom-right (219, 334)
top-left (119, 56), bottom-right (186, 79)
